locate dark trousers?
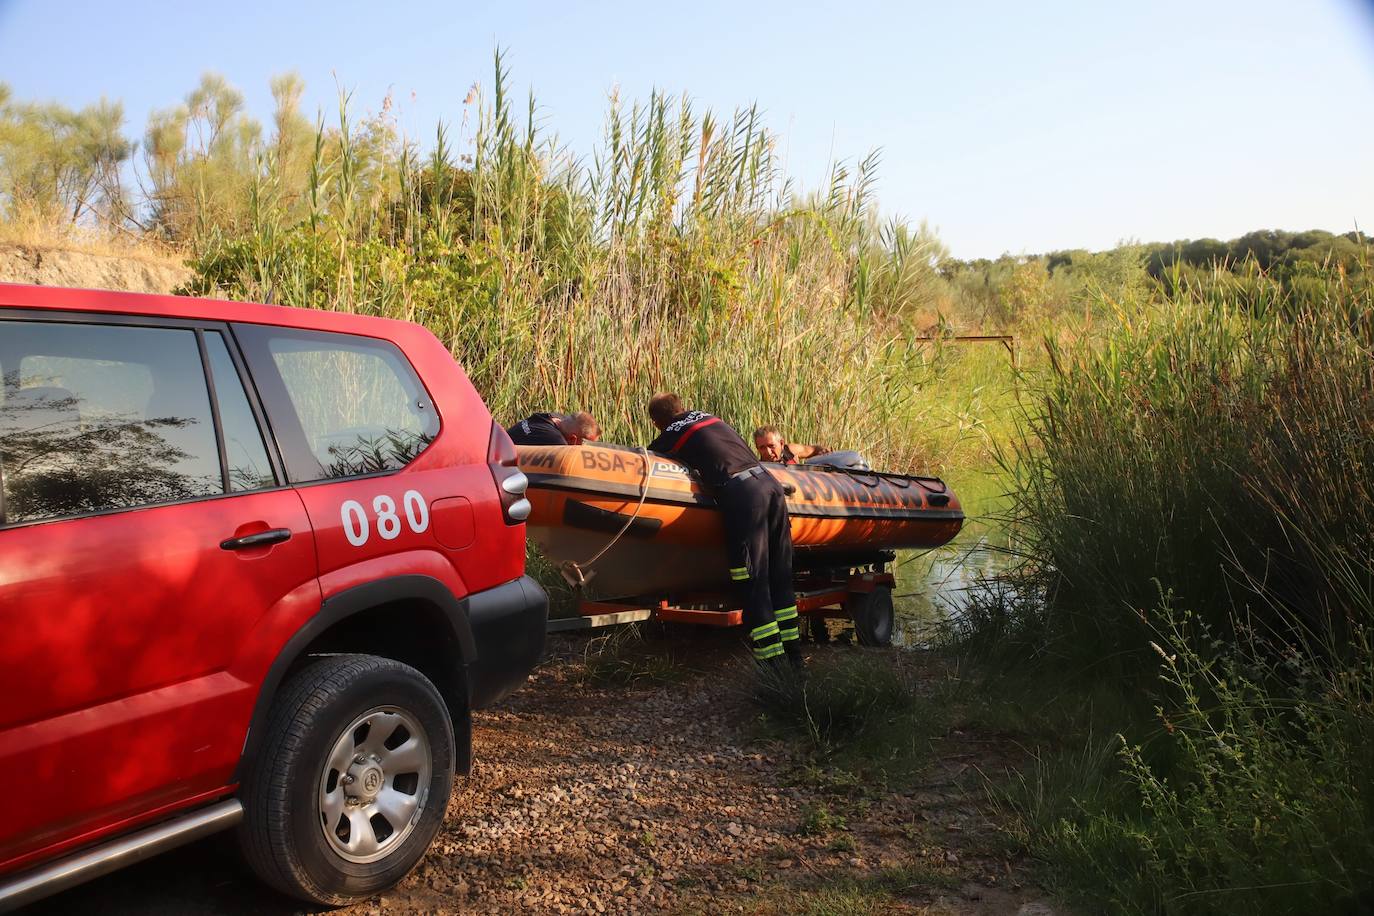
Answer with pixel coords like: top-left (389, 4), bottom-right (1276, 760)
top-left (719, 472), bottom-right (799, 663)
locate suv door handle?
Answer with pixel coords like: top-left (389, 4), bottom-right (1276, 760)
top-left (220, 528), bottom-right (293, 551)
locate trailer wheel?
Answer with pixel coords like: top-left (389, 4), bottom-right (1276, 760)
top-left (848, 586), bottom-right (895, 647)
top-left (808, 615), bottom-right (832, 644)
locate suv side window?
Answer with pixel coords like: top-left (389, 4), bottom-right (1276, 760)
top-left (203, 332), bottom-right (275, 492)
top-left (0, 320), bottom-right (222, 524)
top-left (233, 325), bottom-right (439, 483)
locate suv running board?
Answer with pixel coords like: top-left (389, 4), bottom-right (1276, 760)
top-left (0, 799), bottom-right (243, 912)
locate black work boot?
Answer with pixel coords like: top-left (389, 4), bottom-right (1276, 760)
top-left (784, 641), bottom-right (806, 677)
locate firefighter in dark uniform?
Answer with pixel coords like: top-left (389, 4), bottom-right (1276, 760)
top-left (647, 393), bottom-right (802, 673)
top-left (508, 411), bottom-right (601, 446)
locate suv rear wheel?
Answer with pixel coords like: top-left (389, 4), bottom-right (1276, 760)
top-left (238, 655), bottom-right (454, 905)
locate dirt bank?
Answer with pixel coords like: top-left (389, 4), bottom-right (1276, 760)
top-left (0, 242), bottom-right (190, 294)
top-left (26, 633), bottom-right (1058, 915)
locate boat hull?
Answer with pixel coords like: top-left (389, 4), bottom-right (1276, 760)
top-left (518, 445), bottom-right (963, 595)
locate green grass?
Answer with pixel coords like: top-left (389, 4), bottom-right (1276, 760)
top-left (755, 652), bottom-right (954, 789)
top-left (988, 265), bottom-right (1374, 678)
top-left (749, 865), bottom-right (962, 916)
top-left (797, 803), bottom-right (849, 837)
top-left (524, 542), bottom-right (580, 618)
top-left (979, 619), bottom-right (1374, 914)
top-left (576, 623), bottom-right (688, 687)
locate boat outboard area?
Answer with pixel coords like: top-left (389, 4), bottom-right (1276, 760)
top-left (800, 449), bottom-right (870, 470)
top-left (517, 442), bottom-right (963, 597)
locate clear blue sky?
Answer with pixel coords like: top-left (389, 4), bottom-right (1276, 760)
top-left (2, 0), bottom-right (1372, 258)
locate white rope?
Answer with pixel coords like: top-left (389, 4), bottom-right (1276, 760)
top-left (560, 446), bottom-right (655, 589)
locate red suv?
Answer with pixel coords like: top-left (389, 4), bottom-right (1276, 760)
top-left (0, 283), bottom-right (547, 908)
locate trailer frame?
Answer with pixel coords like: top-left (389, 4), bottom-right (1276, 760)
top-left (546, 554), bottom-right (899, 646)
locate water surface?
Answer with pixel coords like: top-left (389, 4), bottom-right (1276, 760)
top-left (891, 470), bottom-right (1013, 647)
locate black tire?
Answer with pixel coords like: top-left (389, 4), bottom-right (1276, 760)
top-left (808, 614), bottom-right (832, 644)
top-left (238, 654), bottom-right (455, 906)
top-left (848, 586), bottom-right (895, 647)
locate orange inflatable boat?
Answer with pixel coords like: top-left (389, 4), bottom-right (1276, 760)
top-left (517, 443), bottom-right (964, 595)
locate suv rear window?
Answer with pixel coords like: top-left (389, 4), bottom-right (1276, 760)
top-left (234, 326), bottom-right (439, 483)
top-left (0, 320), bottom-right (222, 524)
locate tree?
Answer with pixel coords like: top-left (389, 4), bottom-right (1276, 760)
top-left (0, 84), bottom-right (133, 229)
top-left (266, 72), bottom-right (316, 218)
top-left (1181, 237), bottom-right (1227, 267)
top-left (1231, 229), bottom-right (1294, 269)
top-left (143, 73), bottom-right (263, 240)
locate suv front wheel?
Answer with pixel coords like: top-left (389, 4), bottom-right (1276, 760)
top-left (238, 654), bottom-right (455, 905)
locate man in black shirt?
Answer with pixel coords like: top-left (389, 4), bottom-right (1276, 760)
top-left (647, 393), bottom-right (801, 673)
top-left (507, 411), bottom-right (601, 446)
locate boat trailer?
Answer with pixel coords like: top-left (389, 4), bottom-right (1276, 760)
top-left (546, 561), bottom-right (899, 647)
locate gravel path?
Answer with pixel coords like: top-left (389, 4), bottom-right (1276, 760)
top-left (27, 633), bottom-right (1057, 915)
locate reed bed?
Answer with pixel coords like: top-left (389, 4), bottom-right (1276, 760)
top-left (996, 265), bottom-right (1374, 674)
top-left (179, 54), bottom-right (977, 471)
top-left (954, 264), bottom-right (1374, 913)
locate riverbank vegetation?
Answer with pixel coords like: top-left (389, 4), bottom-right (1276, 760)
top-left (3, 59), bottom-right (1002, 471)
top-left (4, 59), bottom-right (1373, 913)
top-left (5, 65), bottom-right (1366, 473)
top-left (944, 265), bottom-right (1374, 913)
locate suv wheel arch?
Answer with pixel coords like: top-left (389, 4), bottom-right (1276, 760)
top-left (236, 575), bottom-right (476, 782)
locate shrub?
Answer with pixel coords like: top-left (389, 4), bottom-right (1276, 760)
top-left (1017, 606), bottom-right (1374, 914)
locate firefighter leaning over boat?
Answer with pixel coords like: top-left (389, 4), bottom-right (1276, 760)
top-left (647, 393), bottom-right (803, 677)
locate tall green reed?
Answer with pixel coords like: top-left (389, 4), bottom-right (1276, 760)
top-left (969, 262), bottom-right (1374, 914)
top-left (180, 51), bottom-right (965, 471)
top-left (989, 263), bottom-right (1374, 678)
